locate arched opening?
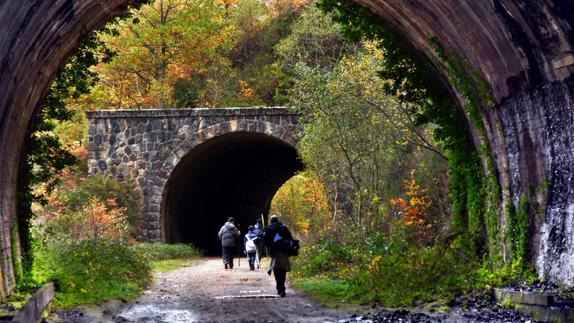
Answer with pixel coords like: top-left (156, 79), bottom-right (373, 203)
top-left (161, 131), bottom-right (303, 255)
top-left (2, 0), bottom-right (574, 296)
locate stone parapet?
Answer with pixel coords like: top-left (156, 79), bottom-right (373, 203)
top-left (86, 107), bottom-right (297, 119)
top-left (86, 107), bottom-right (299, 241)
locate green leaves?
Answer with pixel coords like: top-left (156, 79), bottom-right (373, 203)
top-left (290, 44), bottom-right (446, 227)
top-left (48, 240), bottom-right (151, 308)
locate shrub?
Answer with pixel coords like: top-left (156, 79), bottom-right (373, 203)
top-left (131, 243), bottom-right (202, 261)
top-left (292, 225), bottom-right (480, 307)
top-left (61, 175), bottom-right (140, 232)
top-left (47, 240), bottom-right (151, 308)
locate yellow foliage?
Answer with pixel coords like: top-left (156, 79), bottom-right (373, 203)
top-left (270, 171), bottom-right (331, 241)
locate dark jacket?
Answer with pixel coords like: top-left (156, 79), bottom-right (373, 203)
top-left (218, 222), bottom-right (240, 247)
top-left (253, 223), bottom-right (265, 241)
top-left (263, 222), bottom-right (293, 257)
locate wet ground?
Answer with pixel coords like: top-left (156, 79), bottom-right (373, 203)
top-left (50, 257), bottom-right (348, 322)
top-left (48, 258), bottom-right (545, 323)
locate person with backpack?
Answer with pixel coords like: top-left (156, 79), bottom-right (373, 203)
top-left (253, 218), bottom-right (265, 265)
top-left (218, 217), bottom-right (240, 269)
top-left (263, 215), bottom-right (295, 297)
top-left (244, 225), bottom-right (259, 270)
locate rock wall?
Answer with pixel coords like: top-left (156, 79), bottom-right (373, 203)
top-left (490, 77), bottom-right (574, 284)
top-left (86, 108), bottom-right (298, 241)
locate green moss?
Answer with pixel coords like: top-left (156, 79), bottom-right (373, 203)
top-left (506, 195), bottom-right (532, 269)
top-left (428, 38), bottom-right (506, 264)
top-left (151, 259), bottom-right (195, 273)
top-left (316, 2), bottom-right (495, 259)
top-left (316, 0), bottom-right (543, 298)
top-left (10, 224), bottom-right (22, 284)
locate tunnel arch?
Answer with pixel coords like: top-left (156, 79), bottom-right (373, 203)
top-left (156, 121), bottom-right (302, 254)
top-left (2, 0), bottom-right (574, 294)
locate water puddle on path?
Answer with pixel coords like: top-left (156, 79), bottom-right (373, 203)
top-left (116, 304), bottom-right (199, 322)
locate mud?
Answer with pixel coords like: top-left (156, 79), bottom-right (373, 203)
top-left (49, 258), bottom-right (544, 323)
top-left (50, 257), bottom-right (349, 322)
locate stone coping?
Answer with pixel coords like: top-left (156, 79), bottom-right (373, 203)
top-left (86, 107), bottom-right (297, 119)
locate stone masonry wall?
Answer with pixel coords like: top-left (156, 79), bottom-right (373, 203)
top-left (86, 107), bottom-right (299, 241)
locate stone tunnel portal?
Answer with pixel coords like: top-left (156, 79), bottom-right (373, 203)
top-left (161, 132), bottom-right (303, 255)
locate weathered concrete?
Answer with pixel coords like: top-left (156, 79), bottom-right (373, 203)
top-left (1, 0), bottom-right (574, 294)
top-left (11, 282), bottom-right (54, 323)
top-left (495, 288), bottom-right (574, 322)
top-left (86, 107), bottom-right (299, 244)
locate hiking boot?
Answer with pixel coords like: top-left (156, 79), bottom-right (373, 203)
top-left (279, 291), bottom-right (286, 298)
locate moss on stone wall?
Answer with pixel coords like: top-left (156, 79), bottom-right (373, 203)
top-left (428, 38), bottom-right (505, 265)
top-left (317, 0), bottom-right (527, 272)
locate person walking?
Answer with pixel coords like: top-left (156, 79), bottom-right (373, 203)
top-left (263, 215), bottom-right (293, 297)
top-left (253, 218), bottom-right (265, 265)
top-left (244, 225), bottom-right (259, 270)
top-left (218, 217), bottom-right (240, 269)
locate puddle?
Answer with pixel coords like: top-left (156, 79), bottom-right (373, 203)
top-left (116, 304), bottom-right (199, 322)
top-left (239, 290), bottom-right (264, 294)
top-left (214, 294), bottom-right (280, 299)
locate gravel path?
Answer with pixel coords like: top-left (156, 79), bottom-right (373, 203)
top-left (49, 257), bottom-right (544, 323)
top-left (115, 257), bottom-right (347, 322)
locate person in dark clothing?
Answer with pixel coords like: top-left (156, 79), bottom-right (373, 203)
top-left (244, 225), bottom-right (259, 270)
top-left (253, 218), bottom-right (265, 264)
top-left (218, 217), bottom-right (240, 269)
top-left (263, 215), bottom-right (293, 297)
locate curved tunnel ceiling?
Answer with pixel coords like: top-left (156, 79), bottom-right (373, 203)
top-left (1, 0), bottom-right (574, 294)
top-left (161, 132), bottom-right (303, 255)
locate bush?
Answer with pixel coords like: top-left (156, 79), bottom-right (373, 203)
top-left (47, 240), bottom-right (151, 308)
top-left (131, 243), bottom-right (202, 261)
top-left (62, 175), bottom-right (141, 231)
top-left (292, 226), bottom-right (480, 307)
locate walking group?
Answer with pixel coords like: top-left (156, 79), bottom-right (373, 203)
top-left (217, 215), bottom-right (297, 298)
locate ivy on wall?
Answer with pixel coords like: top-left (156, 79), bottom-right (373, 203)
top-left (317, 0), bottom-right (519, 269)
top-left (13, 1), bottom-right (153, 284)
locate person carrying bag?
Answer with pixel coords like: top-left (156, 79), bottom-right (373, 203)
top-left (263, 215), bottom-right (298, 297)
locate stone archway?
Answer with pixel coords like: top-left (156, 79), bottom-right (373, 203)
top-left (2, 0), bottom-right (574, 294)
top-left (158, 122), bottom-right (301, 254)
top-left (86, 108), bottom-right (300, 242)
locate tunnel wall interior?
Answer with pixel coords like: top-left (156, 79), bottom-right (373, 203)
top-left (3, 0), bottom-right (574, 295)
top-left (161, 132), bottom-right (303, 255)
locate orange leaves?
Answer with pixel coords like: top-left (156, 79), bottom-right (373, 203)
top-left (238, 80), bottom-right (256, 102)
top-left (390, 170), bottom-right (430, 228)
top-left (84, 197), bottom-right (127, 241)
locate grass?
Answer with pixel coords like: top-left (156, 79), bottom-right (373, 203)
top-left (291, 278), bottom-right (356, 307)
top-left (26, 242), bottom-right (202, 309)
top-left (151, 258), bottom-right (196, 272)
top-left (130, 243), bottom-right (202, 261)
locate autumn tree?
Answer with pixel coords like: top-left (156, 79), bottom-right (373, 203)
top-left (270, 171), bottom-right (331, 242)
top-left (291, 44), bottom-right (448, 229)
top-left (275, 5), bottom-right (357, 72)
top-left (94, 0), bottom-right (236, 108)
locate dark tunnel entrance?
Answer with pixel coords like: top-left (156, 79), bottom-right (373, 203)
top-left (161, 131), bottom-right (303, 255)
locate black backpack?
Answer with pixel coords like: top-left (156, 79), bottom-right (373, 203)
top-left (272, 230), bottom-right (299, 256)
top-left (281, 239), bottom-right (300, 256)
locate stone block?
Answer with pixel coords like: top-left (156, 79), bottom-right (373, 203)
top-left (494, 288), bottom-right (552, 306)
top-left (12, 283), bottom-right (54, 323)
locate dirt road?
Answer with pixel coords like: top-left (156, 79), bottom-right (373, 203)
top-left (50, 257), bottom-right (544, 323)
top-left (113, 257), bottom-right (347, 322)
